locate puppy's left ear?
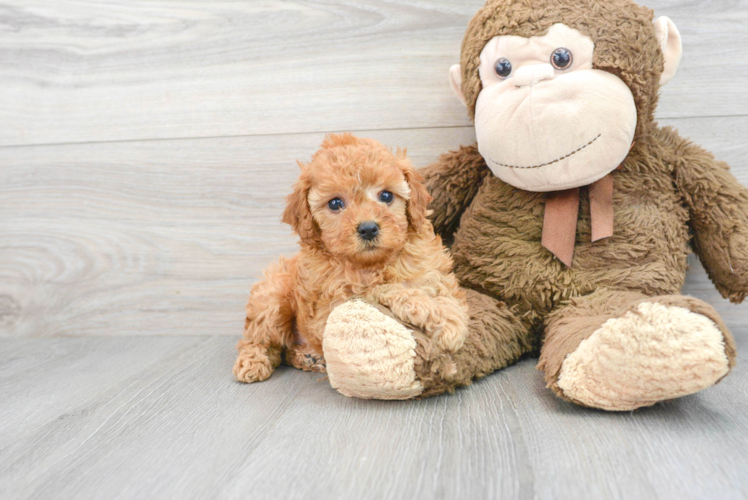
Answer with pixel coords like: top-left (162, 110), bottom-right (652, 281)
top-left (400, 154), bottom-right (431, 233)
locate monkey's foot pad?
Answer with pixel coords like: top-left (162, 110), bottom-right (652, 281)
top-left (323, 299), bottom-right (423, 400)
top-left (557, 301), bottom-right (731, 411)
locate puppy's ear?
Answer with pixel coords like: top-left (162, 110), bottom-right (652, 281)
top-left (399, 153), bottom-right (431, 233)
top-left (282, 162), bottom-right (321, 243)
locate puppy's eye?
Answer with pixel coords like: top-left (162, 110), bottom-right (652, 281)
top-left (328, 198), bottom-right (345, 211)
top-left (494, 58), bottom-right (512, 79)
top-left (379, 191), bottom-right (394, 204)
top-left (551, 48), bottom-right (573, 70)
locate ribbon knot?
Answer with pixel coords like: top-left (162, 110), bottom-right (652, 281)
top-left (541, 173), bottom-right (615, 267)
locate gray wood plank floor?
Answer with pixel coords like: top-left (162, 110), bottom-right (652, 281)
top-left (1, 335), bottom-right (747, 500)
top-left (1, 0), bottom-right (748, 498)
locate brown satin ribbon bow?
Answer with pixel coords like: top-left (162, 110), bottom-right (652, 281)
top-left (541, 173), bottom-right (614, 267)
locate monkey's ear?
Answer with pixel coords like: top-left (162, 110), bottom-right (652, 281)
top-left (654, 16), bottom-right (682, 86)
top-left (449, 64), bottom-right (467, 106)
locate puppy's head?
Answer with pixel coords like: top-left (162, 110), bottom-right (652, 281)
top-left (282, 133), bottom-right (431, 266)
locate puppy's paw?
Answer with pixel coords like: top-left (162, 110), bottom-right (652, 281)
top-left (429, 296), bottom-right (470, 352)
top-left (393, 291), bottom-right (435, 327)
top-left (233, 344), bottom-right (280, 383)
top-left (433, 322), bottom-right (468, 353)
top-left (370, 286), bottom-right (431, 325)
top-left (284, 347), bottom-right (327, 373)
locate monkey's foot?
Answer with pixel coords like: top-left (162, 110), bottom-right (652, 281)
top-left (556, 300), bottom-right (732, 411)
top-left (323, 299), bottom-right (424, 400)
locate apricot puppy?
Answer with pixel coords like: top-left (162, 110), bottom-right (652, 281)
top-left (233, 133), bottom-right (469, 384)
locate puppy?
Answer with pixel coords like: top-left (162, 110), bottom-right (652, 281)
top-left (233, 133), bottom-right (469, 383)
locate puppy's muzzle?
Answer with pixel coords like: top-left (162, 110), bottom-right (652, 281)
top-left (357, 221), bottom-right (379, 241)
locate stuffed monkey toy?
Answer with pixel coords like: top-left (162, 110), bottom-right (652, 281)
top-left (323, 0), bottom-right (746, 410)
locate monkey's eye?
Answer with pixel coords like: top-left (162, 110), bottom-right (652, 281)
top-left (328, 198), bottom-right (345, 211)
top-left (551, 48), bottom-right (573, 70)
top-left (379, 191), bottom-right (394, 204)
top-left (494, 58), bottom-right (512, 79)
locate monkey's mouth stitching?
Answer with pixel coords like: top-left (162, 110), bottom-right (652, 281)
top-left (487, 134), bottom-right (601, 170)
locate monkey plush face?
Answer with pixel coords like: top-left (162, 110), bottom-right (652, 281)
top-left (450, 0), bottom-right (683, 193)
top-left (472, 24), bottom-right (636, 192)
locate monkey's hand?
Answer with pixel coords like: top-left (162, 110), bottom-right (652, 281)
top-left (669, 127), bottom-right (748, 303)
top-left (420, 144), bottom-right (491, 241)
top-left (367, 284), bottom-right (469, 352)
top-left (694, 216), bottom-right (748, 304)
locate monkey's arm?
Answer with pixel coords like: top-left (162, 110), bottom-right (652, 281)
top-left (667, 127), bottom-right (748, 303)
top-left (420, 144), bottom-right (491, 240)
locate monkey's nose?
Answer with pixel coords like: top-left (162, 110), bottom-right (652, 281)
top-left (357, 221), bottom-right (379, 241)
top-left (513, 64), bottom-right (555, 88)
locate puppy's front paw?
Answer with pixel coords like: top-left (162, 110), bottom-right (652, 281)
top-left (430, 296), bottom-right (469, 352)
top-left (233, 344), bottom-right (280, 383)
top-left (370, 286), bottom-right (431, 325)
top-left (434, 322), bottom-right (468, 352)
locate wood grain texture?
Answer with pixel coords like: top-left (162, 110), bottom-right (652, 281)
top-left (0, 335), bottom-right (746, 500)
top-left (2, 118), bottom-right (747, 337)
top-left (0, 126), bottom-right (476, 336)
top-left (0, 0), bottom-right (746, 147)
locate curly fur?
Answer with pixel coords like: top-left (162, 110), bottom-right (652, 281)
top-left (233, 134), bottom-right (470, 384)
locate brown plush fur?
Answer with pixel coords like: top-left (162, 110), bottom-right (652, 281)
top-left (420, 0), bottom-right (746, 403)
top-left (349, 290), bottom-right (536, 397)
top-left (233, 134), bottom-right (470, 383)
top-left (412, 289), bottom-right (535, 397)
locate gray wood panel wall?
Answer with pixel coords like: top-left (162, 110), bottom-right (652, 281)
top-left (1, 0), bottom-right (747, 337)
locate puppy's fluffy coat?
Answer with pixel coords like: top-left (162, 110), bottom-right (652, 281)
top-left (234, 134), bottom-right (469, 383)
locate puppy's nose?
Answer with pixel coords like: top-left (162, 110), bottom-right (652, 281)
top-left (357, 221), bottom-right (379, 241)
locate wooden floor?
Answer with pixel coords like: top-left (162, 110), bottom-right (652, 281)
top-left (1, 1), bottom-right (747, 498)
top-left (1, 335), bottom-right (747, 499)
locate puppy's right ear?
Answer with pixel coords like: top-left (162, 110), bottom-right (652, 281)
top-left (282, 162), bottom-right (320, 243)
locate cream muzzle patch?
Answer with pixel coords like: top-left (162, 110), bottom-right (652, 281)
top-left (485, 133), bottom-right (600, 170)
